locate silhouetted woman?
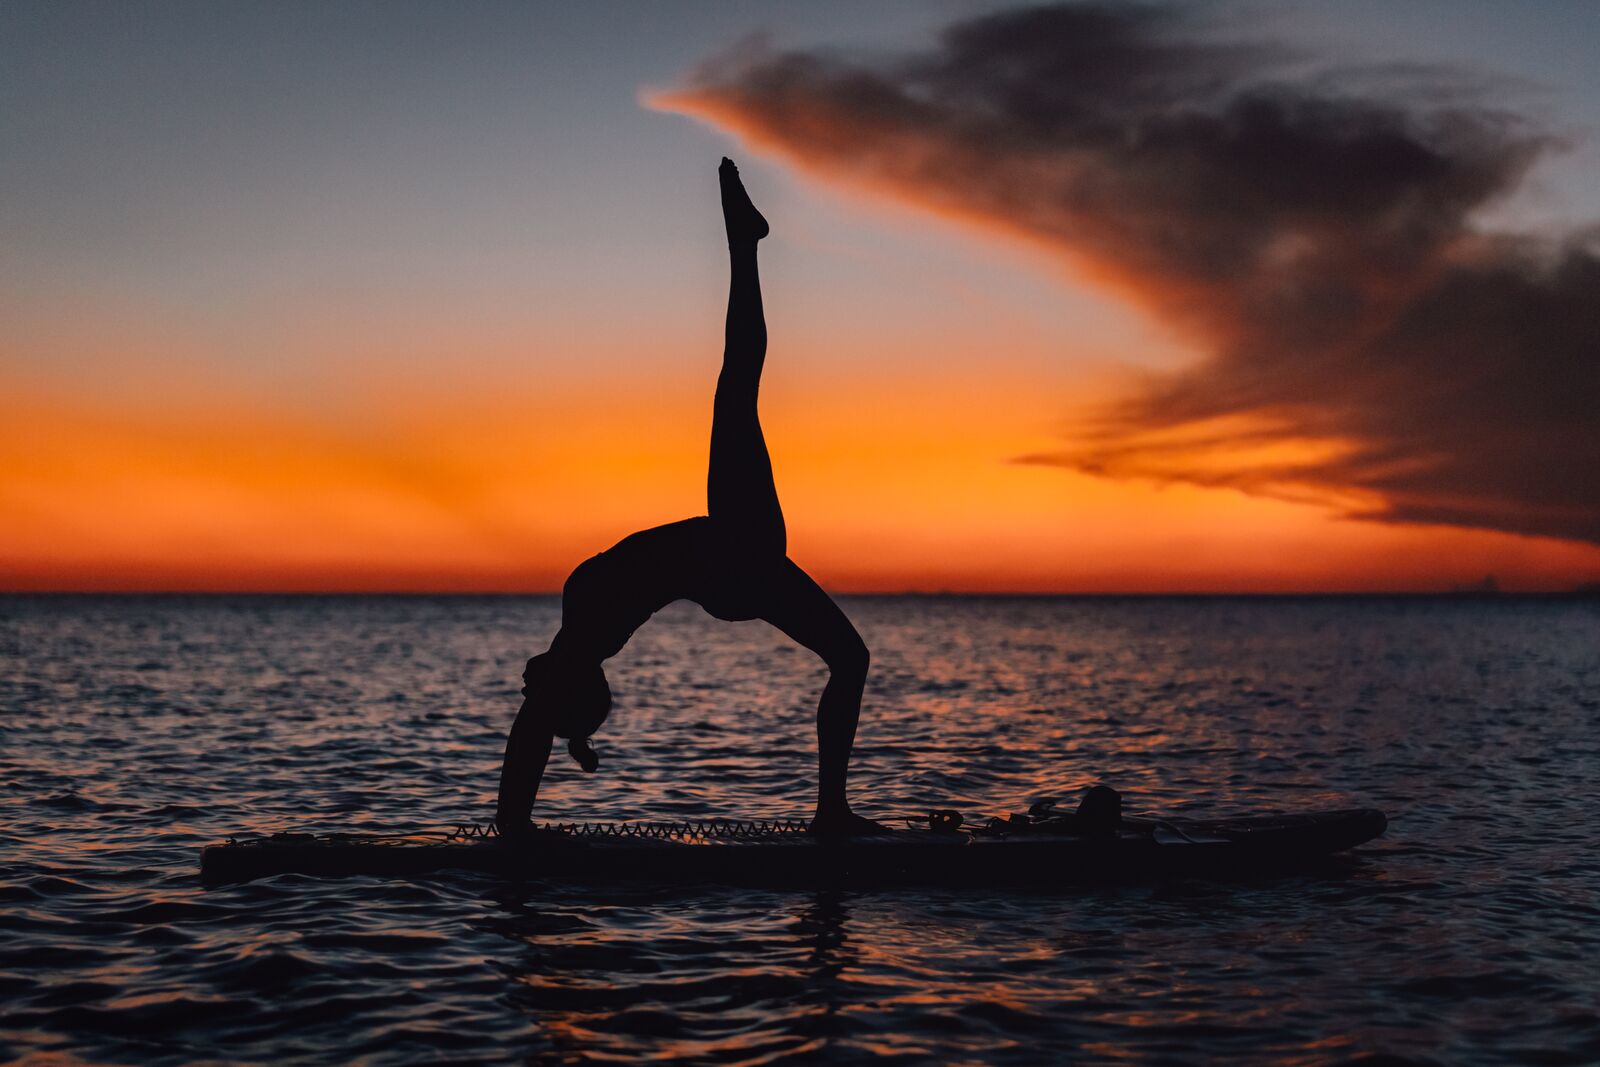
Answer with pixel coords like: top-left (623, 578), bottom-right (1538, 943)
top-left (496, 159), bottom-right (884, 840)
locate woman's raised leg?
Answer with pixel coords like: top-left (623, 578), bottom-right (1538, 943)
top-left (708, 158), bottom-right (785, 559)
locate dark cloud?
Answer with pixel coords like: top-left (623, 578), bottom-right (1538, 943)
top-left (657, 3), bottom-right (1600, 543)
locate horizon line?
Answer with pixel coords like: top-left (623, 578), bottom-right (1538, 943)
top-left (5, 588), bottom-right (1596, 599)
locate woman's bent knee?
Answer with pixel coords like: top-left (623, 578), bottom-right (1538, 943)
top-left (828, 639), bottom-right (869, 681)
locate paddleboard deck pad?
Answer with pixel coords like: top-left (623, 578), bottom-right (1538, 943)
top-left (200, 807), bottom-right (1386, 886)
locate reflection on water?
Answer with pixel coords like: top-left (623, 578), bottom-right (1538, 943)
top-left (2, 595), bottom-right (1598, 1063)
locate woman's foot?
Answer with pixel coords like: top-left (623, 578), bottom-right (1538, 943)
top-left (809, 807), bottom-right (889, 837)
top-left (719, 157), bottom-right (769, 246)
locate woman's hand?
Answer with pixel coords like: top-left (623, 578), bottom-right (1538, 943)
top-left (495, 819), bottom-right (571, 847)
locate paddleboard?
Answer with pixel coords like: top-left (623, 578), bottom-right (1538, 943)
top-left (200, 807), bottom-right (1386, 886)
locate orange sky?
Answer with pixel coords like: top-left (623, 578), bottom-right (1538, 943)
top-left (6, 324), bottom-right (1598, 592)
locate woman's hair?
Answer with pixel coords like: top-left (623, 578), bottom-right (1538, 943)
top-left (523, 651), bottom-right (610, 771)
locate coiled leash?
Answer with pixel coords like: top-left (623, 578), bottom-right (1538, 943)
top-left (907, 809), bottom-right (965, 833)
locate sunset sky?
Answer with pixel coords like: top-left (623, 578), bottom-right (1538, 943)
top-left (4, 1), bottom-right (1598, 592)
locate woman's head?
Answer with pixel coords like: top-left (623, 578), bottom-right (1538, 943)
top-left (523, 651), bottom-right (610, 771)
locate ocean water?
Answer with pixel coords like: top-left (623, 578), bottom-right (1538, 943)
top-left (2, 594), bottom-right (1598, 1065)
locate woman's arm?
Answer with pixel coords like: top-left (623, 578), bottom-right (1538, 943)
top-left (495, 696), bottom-right (553, 838)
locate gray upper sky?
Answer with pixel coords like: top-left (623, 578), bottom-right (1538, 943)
top-left (3, 1), bottom-right (1596, 391)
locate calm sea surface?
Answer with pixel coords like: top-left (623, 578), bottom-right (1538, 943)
top-left (3, 595), bottom-right (1598, 1065)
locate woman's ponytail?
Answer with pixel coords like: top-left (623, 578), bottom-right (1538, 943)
top-left (568, 736), bottom-right (599, 773)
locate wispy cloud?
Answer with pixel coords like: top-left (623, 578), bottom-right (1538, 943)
top-left (653, 3), bottom-right (1600, 544)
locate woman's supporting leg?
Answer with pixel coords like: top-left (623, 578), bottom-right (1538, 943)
top-left (760, 560), bottom-right (884, 834)
top-left (708, 158), bottom-right (785, 559)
